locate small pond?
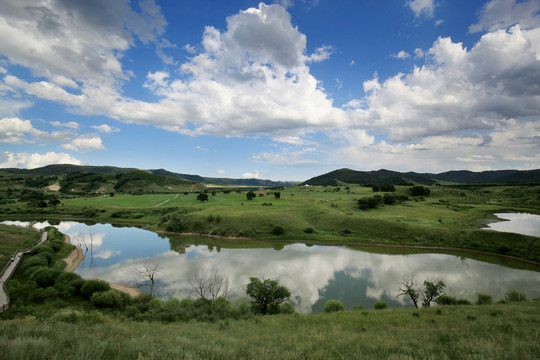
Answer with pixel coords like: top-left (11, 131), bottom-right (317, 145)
top-left (483, 213), bottom-right (540, 237)
top-left (3, 220), bottom-right (540, 313)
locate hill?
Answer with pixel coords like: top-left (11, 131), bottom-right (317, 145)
top-left (301, 168), bottom-right (540, 186)
top-left (1, 165), bottom-right (296, 187)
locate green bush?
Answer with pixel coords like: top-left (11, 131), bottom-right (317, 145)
top-left (303, 227), bottom-right (315, 234)
top-left (271, 225), bottom-right (284, 235)
top-left (323, 299), bottom-right (345, 313)
top-left (280, 302), bottom-right (295, 314)
top-left (34, 269), bottom-right (62, 288)
top-left (21, 256), bottom-right (48, 273)
top-left (505, 290), bottom-right (526, 302)
top-left (436, 295), bottom-right (457, 306)
top-left (476, 293), bottom-right (492, 305)
top-left (80, 279), bottom-right (111, 299)
top-left (91, 289), bottom-right (131, 308)
top-left (30, 245), bottom-right (54, 256)
top-left (374, 301), bottom-right (387, 310)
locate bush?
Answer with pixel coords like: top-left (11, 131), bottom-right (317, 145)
top-left (280, 302), bottom-right (295, 314)
top-left (34, 269), bottom-right (62, 288)
top-left (323, 299), bottom-right (345, 313)
top-left (80, 279), bottom-right (111, 299)
top-left (374, 301), bottom-right (387, 310)
top-left (411, 185), bottom-right (430, 196)
top-left (271, 225), bottom-right (284, 235)
top-left (91, 289), bottom-right (131, 308)
top-left (21, 256), bottom-right (48, 273)
top-left (436, 295), bottom-right (457, 306)
top-left (303, 227), bottom-right (315, 234)
top-left (505, 290), bottom-right (526, 302)
top-left (476, 293), bottom-right (492, 305)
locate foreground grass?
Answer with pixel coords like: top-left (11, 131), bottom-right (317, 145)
top-left (1, 302), bottom-right (539, 360)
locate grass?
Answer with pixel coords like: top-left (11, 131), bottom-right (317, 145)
top-left (0, 224), bottom-right (40, 263)
top-left (1, 302), bottom-right (538, 359)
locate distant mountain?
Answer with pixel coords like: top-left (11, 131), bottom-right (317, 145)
top-left (150, 169), bottom-right (297, 187)
top-left (300, 168), bottom-right (540, 186)
top-left (0, 165), bottom-right (297, 187)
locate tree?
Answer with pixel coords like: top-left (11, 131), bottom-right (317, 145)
top-left (197, 193), bottom-right (209, 202)
top-left (135, 263), bottom-right (161, 296)
top-left (411, 185), bottom-right (430, 196)
top-left (397, 276), bottom-right (446, 308)
top-left (188, 270), bottom-right (230, 301)
top-left (246, 277), bottom-right (291, 315)
top-left (397, 275), bottom-right (421, 308)
top-left (246, 191), bottom-right (256, 201)
top-left (422, 279), bottom-right (446, 307)
top-left (273, 191), bottom-right (281, 199)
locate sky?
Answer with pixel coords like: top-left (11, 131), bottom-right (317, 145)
top-left (0, 0), bottom-right (539, 181)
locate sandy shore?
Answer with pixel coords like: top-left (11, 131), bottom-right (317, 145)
top-left (62, 235), bottom-right (142, 297)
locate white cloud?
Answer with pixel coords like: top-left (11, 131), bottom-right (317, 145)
top-left (306, 45), bottom-right (334, 63)
top-left (469, 0), bottom-right (540, 33)
top-left (2, 3), bottom-right (349, 139)
top-left (414, 48), bottom-right (425, 58)
top-left (0, 117), bottom-right (45, 143)
top-left (242, 170), bottom-right (260, 179)
top-left (407, 0), bottom-right (435, 19)
top-left (217, 169), bottom-right (225, 174)
top-left (50, 121), bottom-right (79, 129)
top-left (91, 124), bottom-right (119, 134)
top-left (348, 24), bottom-right (540, 143)
top-left (0, 151), bottom-right (82, 169)
top-left (392, 50), bottom-right (411, 59)
top-left (62, 135), bottom-right (105, 152)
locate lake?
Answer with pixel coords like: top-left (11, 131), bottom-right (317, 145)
top-left (4, 219), bottom-right (539, 313)
top-left (483, 213), bottom-right (540, 237)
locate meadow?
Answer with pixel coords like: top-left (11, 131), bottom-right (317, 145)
top-left (1, 301), bottom-right (538, 359)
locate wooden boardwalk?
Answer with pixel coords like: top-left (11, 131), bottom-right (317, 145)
top-left (0, 231), bottom-right (48, 313)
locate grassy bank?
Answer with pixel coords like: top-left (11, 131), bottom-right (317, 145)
top-left (0, 224), bottom-right (40, 263)
top-left (1, 301), bottom-right (539, 360)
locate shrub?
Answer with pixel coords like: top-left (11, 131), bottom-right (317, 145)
top-left (476, 293), bottom-right (492, 305)
top-left (80, 279), bottom-right (111, 299)
top-left (271, 225), bottom-right (284, 235)
top-left (21, 256), bottom-right (48, 273)
top-left (91, 289), bottom-right (131, 308)
top-left (505, 290), bottom-right (526, 302)
top-left (324, 299), bottom-right (345, 313)
top-left (30, 245), bottom-right (54, 256)
top-left (374, 301), bottom-right (387, 310)
top-left (34, 269), bottom-right (62, 288)
top-left (411, 185), bottom-right (430, 196)
top-left (236, 302), bottom-right (252, 318)
top-left (303, 227), bottom-right (315, 234)
top-left (436, 295), bottom-right (457, 306)
top-left (280, 302), bottom-right (295, 314)
top-left (456, 299), bottom-right (471, 305)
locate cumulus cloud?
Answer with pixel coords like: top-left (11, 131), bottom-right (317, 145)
top-left (62, 134), bottom-right (105, 152)
top-left (0, 117), bottom-right (45, 143)
top-left (2, 3), bottom-right (348, 140)
top-left (50, 121), bottom-right (79, 129)
top-left (347, 24), bottom-right (540, 144)
top-left (0, 151), bottom-right (82, 169)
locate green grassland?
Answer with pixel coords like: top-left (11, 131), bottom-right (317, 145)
top-left (0, 224), bottom-right (40, 263)
top-left (1, 170), bottom-right (539, 262)
top-left (1, 301), bottom-right (539, 360)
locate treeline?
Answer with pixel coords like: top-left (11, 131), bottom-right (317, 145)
top-left (358, 185), bottom-right (430, 210)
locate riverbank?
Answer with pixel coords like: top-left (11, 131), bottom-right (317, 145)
top-left (61, 234), bottom-right (142, 297)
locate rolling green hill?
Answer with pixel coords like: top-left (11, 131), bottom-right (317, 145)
top-left (301, 168), bottom-right (540, 186)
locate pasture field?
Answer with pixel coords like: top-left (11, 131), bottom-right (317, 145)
top-left (0, 225), bottom-right (40, 263)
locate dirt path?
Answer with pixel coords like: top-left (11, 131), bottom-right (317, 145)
top-left (62, 235), bottom-right (142, 297)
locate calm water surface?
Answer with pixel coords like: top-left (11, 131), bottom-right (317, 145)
top-left (483, 213), bottom-right (540, 237)
top-left (4, 220), bottom-right (540, 313)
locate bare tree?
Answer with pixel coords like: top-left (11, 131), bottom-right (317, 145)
top-left (397, 275), bottom-right (421, 308)
top-left (188, 270), bottom-right (230, 301)
top-left (135, 263), bottom-right (161, 296)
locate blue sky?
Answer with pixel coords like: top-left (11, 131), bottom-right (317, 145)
top-left (1, 0), bottom-right (539, 181)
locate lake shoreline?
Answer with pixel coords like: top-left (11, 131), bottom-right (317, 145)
top-left (62, 234), bottom-right (142, 297)
top-left (154, 229), bottom-right (540, 267)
